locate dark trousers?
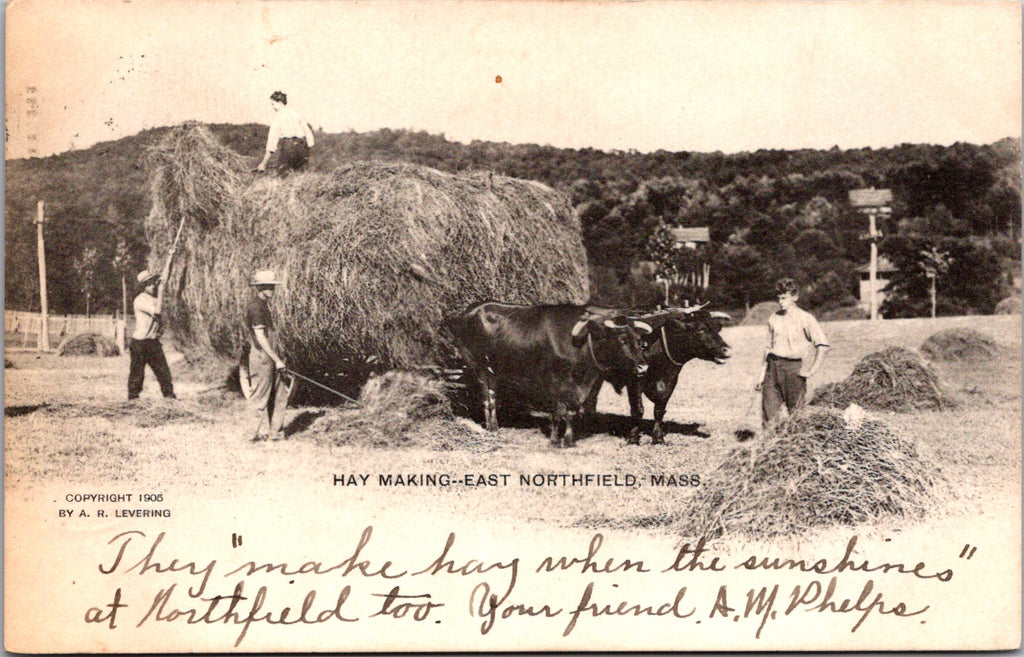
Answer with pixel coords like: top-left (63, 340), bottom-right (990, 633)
top-left (762, 354), bottom-right (805, 426)
top-left (128, 338), bottom-right (175, 399)
top-left (276, 137), bottom-right (309, 173)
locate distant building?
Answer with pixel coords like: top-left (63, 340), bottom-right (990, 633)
top-left (857, 256), bottom-right (897, 315)
top-left (667, 226), bottom-right (712, 290)
top-left (668, 226), bottom-right (711, 249)
top-left (633, 226), bottom-right (713, 306)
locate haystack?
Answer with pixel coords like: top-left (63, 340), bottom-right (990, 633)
top-left (145, 123), bottom-right (588, 381)
top-left (740, 301), bottom-right (778, 326)
top-left (920, 328), bottom-right (999, 362)
top-left (811, 347), bottom-right (955, 412)
top-left (995, 296), bottom-right (1021, 315)
top-left (683, 409), bottom-right (949, 538)
top-left (57, 332), bottom-right (120, 357)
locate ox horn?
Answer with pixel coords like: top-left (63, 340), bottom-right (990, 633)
top-left (570, 319), bottom-right (589, 337)
top-left (710, 311), bottom-right (732, 321)
top-left (603, 315), bottom-right (632, 329)
top-left (631, 320), bottom-right (653, 334)
top-left (674, 302), bottom-right (709, 314)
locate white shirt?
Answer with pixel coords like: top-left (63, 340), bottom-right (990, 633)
top-left (766, 305), bottom-right (829, 359)
top-left (266, 106), bottom-right (314, 150)
top-left (132, 292), bottom-right (162, 340)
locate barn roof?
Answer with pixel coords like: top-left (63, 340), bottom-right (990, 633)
top-left (669, 226), bottom-right (710, 243)
top-left (849, 188), bottom-right (894, 207)
top-left (857, 256), bottom-right (897, 273)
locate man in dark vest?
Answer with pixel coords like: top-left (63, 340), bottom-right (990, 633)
top-left (245, 270), bottom-right (291, 440)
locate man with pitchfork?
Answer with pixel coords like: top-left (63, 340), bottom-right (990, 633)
top-left (128, 216), bottom-right (187, 400)
top-left (128, 261), bottom-right (176, 401)
top-left (244, 270), bottom-right (292, 440)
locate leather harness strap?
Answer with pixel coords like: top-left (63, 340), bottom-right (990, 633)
top-left (586, 332), bottom-right (610, 372)
top-left (660, 325), bottom-right (684, 367)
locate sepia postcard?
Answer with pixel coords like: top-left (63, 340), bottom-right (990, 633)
top-left (4, 0), bottom-right (1022, 652)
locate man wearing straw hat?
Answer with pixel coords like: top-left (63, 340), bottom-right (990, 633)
top-left (128, 269), bottom-right (176, 400)
top-left (245, 270), bottom-right (291, 440)
top-left (256, 91), bottom-right (315, 175)
top-left (753, 277), bottom-right (830, 427)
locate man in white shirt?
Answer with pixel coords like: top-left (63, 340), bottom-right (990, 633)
top-left (256, 91), bottom-right (315, 174)
top-left (128, 270), bottom-right (176, 400)
top-left (753, 278), bottom-right (830, 426)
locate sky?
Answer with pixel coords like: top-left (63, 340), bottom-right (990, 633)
top-left (4, 0), bottom-right (1022, 159)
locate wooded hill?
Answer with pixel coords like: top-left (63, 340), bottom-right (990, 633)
top-left (5, 124), bottom-right (1020, 317)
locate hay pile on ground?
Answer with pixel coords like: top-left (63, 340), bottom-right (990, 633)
top-left (995, 296), bottom-right (1021, 315)
top-left (812, 347), bottom-right (956, 411)
top-left (304, 371), bottom-right (473, 446)
top-left (920, 328), bottom-right (999, 362)
top-left (740, 301), bottom-right (778, 326)
top-left (56, 333), bottom-right (120, 357)
top-left (146, 123), bottom-right (588, 381)
top-left (683, 409), bottom-right (950, 538)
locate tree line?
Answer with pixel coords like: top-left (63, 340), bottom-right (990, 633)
top-left (5, 124), bottom-right (1020, 318)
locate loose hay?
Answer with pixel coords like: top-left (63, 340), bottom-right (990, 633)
top-left (304, 370), bottom-right (476, 447)
top-left (682, 409), bottom-right (950, 539)
top-left (811, 346), bottom-right (956, 412)
top-left (145, 123), bottom-right (588, 383)
top-left (919, 328), bottom-right (999, 362)
top-left (43, 400), bottom-right (201, 427)
top-left (57, 333), bottom-right (120, 357)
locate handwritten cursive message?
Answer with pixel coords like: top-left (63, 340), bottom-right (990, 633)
top-left (83, 527), bottom-right (961, 647)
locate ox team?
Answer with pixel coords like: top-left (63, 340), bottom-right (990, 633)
top-left (137, 256), bottom-right (819, 445)
top-left (447, 279), bottom-right (828, 447)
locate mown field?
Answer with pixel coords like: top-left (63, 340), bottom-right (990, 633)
top-left (5, 313), bottom-right (1020, 536)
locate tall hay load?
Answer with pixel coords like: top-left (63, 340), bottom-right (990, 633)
top-left (145, 124), bottom-right (588, 384)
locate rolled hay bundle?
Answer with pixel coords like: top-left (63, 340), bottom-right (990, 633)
top-left (920, 328), bottom-right (999, 362)
top-left (56, 332), bottom-right (120, 357)
top-left (683, 409), bottom-right (951, 539)
top-left (145, 123), bottom-right (588, 383)
top-left (811, 346), bottom-right (956, 412)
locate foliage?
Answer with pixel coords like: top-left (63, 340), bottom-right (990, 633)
top-left (4, 124), bottom-right (1020, 318)
top-left (71, 246), bottom-right (99, 316)
top-left (880, 235), bottom-right (1010, 318)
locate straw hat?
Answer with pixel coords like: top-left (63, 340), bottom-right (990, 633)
top-left (250, 270), bottom-right (283, 286)
top-left (136, 270), bottom-right (160, 285)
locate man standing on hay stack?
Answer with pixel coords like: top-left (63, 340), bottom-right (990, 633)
top-left (128, 268), bottom-right (176, 401)
top-left (754, 278), bottom-right (830, 427)
top-left (256, 91), bottom-right (315, 174)
top-left (245, 270), bottom-right (292, 440)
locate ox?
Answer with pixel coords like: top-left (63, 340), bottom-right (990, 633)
top-left (445, 301), bottom-right (652, 447)
top-left (584, 304), bottom-right (731, 445)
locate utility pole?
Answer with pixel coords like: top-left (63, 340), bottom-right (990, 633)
top-left (920, 246), bottom-right (950, 319)
top-left (850, 188), bottom-right (893, 321)
top-left (35, 200), bottom-right (50, 351)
